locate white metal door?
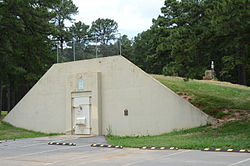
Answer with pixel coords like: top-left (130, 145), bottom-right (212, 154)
top-left (72, 96), bottom-right (91, 134)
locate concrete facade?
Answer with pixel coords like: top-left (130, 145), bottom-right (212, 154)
top-left (4, 56), bottom-right (212, 136)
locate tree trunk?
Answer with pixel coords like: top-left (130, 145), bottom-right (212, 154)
top-left (60, 39), bottom-right (64, 59)
top-left (238, 64), bottom-right (246, 85)
top-left (11, 86), bottom-right (15, 110)
top-left (238, 46), bottom-right (247, 85)
top-left (7, 84), bottom-right (11, 112)
top-left (0, 80), bottom-right (2, 115)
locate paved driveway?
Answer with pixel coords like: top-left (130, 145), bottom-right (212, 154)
top-left (0, 136), bottom-right (249, 166)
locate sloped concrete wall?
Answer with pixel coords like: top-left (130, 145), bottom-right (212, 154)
top-left (3, 66), bottom-right (67, 133)
top-left (92, 56), bottom-right (210, 136)
top-left (4, 56), bottom-right (211, 136)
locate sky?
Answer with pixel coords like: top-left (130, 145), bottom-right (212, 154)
top-left (72, 0), bottom-right (164, 39)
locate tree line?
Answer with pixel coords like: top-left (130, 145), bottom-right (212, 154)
top-left (0, 0), bottom-right (250, 113)
top-left (0, 0), bottom-right (119, 113)
top-left (125, 0), bottom-right (250, 86)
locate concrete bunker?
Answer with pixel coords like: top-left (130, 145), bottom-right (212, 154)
top-left (4, 56), bottom-right (211, 136)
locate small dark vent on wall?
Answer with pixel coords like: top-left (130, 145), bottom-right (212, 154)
top-left (124, 109), bottom-right (128, 116)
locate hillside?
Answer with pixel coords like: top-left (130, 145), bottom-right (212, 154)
top-left (153, 75), bottom-right (250, 121)
top-left (107, 75), bottom-right (250, 149)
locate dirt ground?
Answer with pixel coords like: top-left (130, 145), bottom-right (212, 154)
top-left (210, 109), bottom-right (250, 128)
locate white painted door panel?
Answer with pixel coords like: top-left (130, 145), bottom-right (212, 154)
top-left (72, 96), bottom-right (91, 135)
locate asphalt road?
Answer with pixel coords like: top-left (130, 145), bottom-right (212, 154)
top-left (0, 135), bottom-right (249, 166)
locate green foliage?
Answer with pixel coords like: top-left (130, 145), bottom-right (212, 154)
top-left (0, 0), bottom-right (78, 111)
top-left (70, 21), bottom-right (89, 42)
top-left (52, 0), bottom-right (78, 58)
top-left (0, 0), bottom-right (58, 87)
top-left (107, 76), bottom-right (250, 149)
top-left (162, 62), bottom-right (182, 76)
top-left (132, 27), bottom-right (168, 74)
top-left (106, 125), bottom-right (113, 137)
top-left (0, 116), bottom-right (60, 140)
top-left (107, 120), bottom-right (250, 149)
top-left (154, 75), bottom-right (250, 116)
top-left (128, 0), bottom-right (250, 86)
top-left (0, 0), bottom-right (123, 110)
top-left (88, 18), bottom-right (119, 57)
top-left (215, 111), bottom-right (228, 119)
top-left (120, 35), bottom-right (133, 59)
top-left (90, 18), bottom-right (118, 45)
top-left (64, 21), bottom-right (93, 61)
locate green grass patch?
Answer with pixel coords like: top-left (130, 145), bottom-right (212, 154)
top-left (107, 76), bottom-right (250, 149)
top-left (153, 75), bottom-right (250, 116)
top-left (107, 120), bottom-right (250, 149)
top-left (1, 111), bottom-right (8, 116)
top-left (0, 116), bottom-right (60, 140)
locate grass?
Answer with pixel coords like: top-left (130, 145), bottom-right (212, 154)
top-left (1, 111), bottom-right (8, 116)
top-left (107, 120), bottom-right (250, 149)
top-left (152, 75), bottom-right (250, 117)
top-left (0, 115), bottom-right (60, 141)
top-left (107, 75), bottom-right (250, 149)
top-left (1, 75), bottom-right (250, 148)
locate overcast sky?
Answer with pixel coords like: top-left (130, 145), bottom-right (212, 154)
top-left (72, 0), bottom-right (164, 39)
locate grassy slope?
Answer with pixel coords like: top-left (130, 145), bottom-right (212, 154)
top-left (0, 114), bottom-right (59, 140)
top-left (153, 75), bottom-right (250, 117)
top-left (107, 75), bottom-right (250, 149)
